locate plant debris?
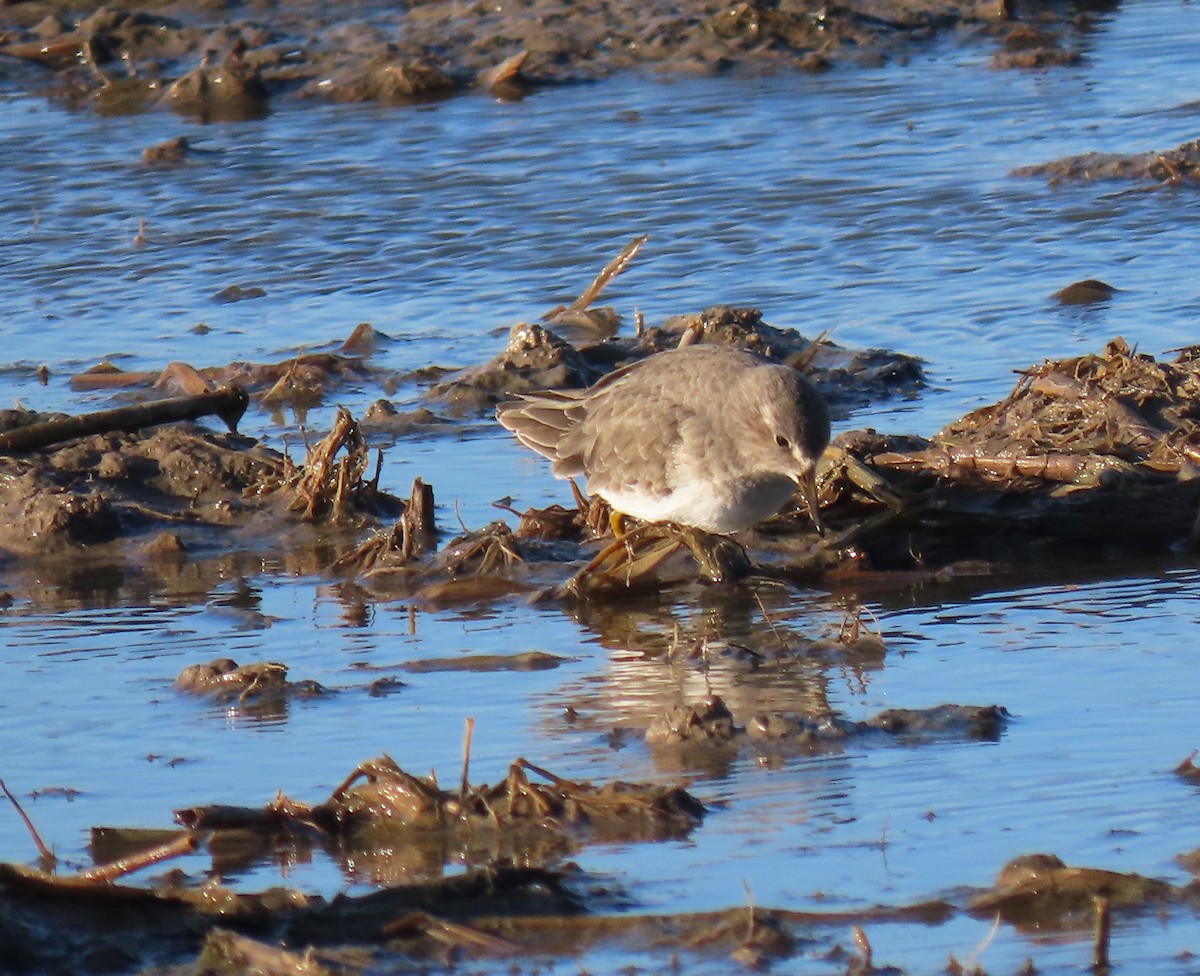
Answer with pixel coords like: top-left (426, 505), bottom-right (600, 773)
top-left (173, 754), bottom-right (705, 849)
top-left (2, 840), bottom-right (1186, 974)
top-left (968, 853), bottom-right (1178, 927)
top-left (804, 337), bottom-right (1200, 573)
top-left (254, 407), bottom-right (397, 524)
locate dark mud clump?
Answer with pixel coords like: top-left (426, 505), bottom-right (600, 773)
top-left (969, 853), bottom-right (1179, 927)
top-left (0, 420), bottom-right (279, 556)
top-left (1051, 277), bottom-right (1117, 305)
top-left (990, 21), bottom-right (1081, 69)
top-left (174, 753), bottom-right (705, 874)
top-left (175, 658), bottom-right (330, 702)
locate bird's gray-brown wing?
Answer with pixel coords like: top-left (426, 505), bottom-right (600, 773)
top-left (557, 358), bottom-right (696, 499)
top-left (496, 389), bottom-right (590, 478)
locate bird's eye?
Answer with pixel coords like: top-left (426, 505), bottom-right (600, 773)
top-left (775, 435), bottom-right (790, 450)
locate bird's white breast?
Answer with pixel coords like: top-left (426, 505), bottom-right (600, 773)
top-left (595, 473), bottom-right (798, 534)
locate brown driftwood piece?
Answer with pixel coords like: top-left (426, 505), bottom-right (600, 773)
top-left (0, 384), bottom-right (249, 455)
top-left (478, 50), bottom-right (529, 92)
top-left (870, 446), bottom-right (1131, 485)
top-left (558, 234), bottom-right (648, 316)
top-left (76, 832), bottom-right (200, 883)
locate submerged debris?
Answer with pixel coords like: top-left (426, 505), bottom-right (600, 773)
top-left (646, 696), bottom-right (739, 747)
top-left (647, 695), bottom-right (1009, 752)
top-left (1174, 751), bottom-right (1200, 784)
top-left (0, 860), bottom-right (576, 972)
top-left (1052, 278), bottom-right (1118, 305)
top-left (175, 658), bottom-right (329, 703)
top-left (969, 853), bottom-right (1178, 927)
top-left (399, 651), bottom-right (570, 674)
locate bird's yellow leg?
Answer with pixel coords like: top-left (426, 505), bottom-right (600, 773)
top-left (609, 510), bottom-right (626, 538)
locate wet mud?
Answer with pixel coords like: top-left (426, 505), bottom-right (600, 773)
top-left (0, 0), bottom-right (1097, 117)
top-left (0, 378), bottom-right (404, 566)
top-left (4, 804), bottom-right (1198, 975)
top-left (644, 693), bottom-right (1008, 750)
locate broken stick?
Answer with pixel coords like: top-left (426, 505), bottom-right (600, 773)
top-left (0, 384), bottom-right (249, 454)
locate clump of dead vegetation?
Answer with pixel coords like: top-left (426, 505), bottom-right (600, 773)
top-left (891, 336), bottom-right (1200, 486)
top-left (810, 338), bottom-right (1200, 570)
top-left (173, 751), bottom-right (704, 847)
top-left (254, 406), bottom-right (398, 524)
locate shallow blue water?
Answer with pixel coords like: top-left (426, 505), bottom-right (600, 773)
top-left (3, 1), bottom-right (1200, 972)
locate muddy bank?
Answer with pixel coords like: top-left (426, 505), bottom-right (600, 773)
top-left (1015, 137), bottom-right (1200, 186)
top-left (0, 0), bottom-right (1099, 116)
top-left (3, 838), bottom-right (1196, 974)
top-left (0, 388), bottom-right (410, 577)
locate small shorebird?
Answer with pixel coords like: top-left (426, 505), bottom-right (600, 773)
top-left (496, 343), bottom-right (830, 534)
